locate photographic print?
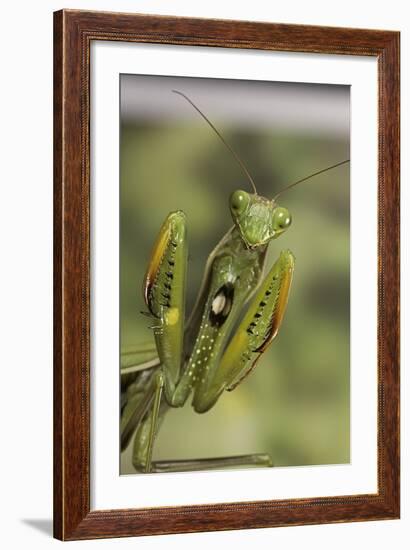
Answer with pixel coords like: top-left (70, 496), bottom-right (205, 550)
top-left (120, 75), bottom-right (350, 475)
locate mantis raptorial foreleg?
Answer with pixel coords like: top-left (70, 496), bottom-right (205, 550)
top-left (192, 250), bottom-right (295, 413)
top-left (143, 211), bottom-right (188, 400)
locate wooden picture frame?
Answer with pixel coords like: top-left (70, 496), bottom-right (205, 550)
top-left (53, 9), bottom-right (400, 540)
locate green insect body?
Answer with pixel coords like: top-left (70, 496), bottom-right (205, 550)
top-left (120, 91), bottom-right (348, 474)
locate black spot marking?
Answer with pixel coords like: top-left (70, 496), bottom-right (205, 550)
top-left (247, 319), bottom-right (259, 335)
top-left (209, 283), bottom-right (234, 327)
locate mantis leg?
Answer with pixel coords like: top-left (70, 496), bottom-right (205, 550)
top-left (130, 377), bottom-right (272, 473)
top-left (143, 211), bottom-right (188, 401)
top-left (121, 341), bottom-right (160, 375)
top-left (123, 209), bottom-right (188, 458)
top-left (130, 373), bottom-right (272, 472)
top-left (131, 371), bottom-right (165, 473)
top-left (141, 453), bottom-right (272, 473)
top-left (193, 249), bottom-right (295, 413)
top-left (121, 368), bottom-right (160, 452)
top-left (128, 211), bottom-right (189, 472)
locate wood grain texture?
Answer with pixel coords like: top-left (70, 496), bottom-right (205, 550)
top-left (53, 9), bottom-right (400, 541)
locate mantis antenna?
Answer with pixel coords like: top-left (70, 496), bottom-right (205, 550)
top-left (172, 90), bottom-right (258, 195)
top-left (273, 159), bottom-right (350, 201)
top-left (172, 90), bottom-right (349, 200)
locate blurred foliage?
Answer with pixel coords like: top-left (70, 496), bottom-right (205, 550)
top-left (120, 116), bottom-right (350, 474)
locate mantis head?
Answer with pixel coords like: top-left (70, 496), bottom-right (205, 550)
top-left (229, 190), bottom-right (291, 249)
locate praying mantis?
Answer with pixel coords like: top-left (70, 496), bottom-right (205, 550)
top-left (120, 90), bottom-right (349, 474)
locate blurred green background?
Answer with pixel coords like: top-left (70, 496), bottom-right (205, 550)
top-left (120, 75), bottom-right (350, 474)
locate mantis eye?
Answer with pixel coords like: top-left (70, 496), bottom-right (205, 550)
top-left (272, 207), bottom-right (292, 232)
top-left (230, 190), bottom-right (249, 215)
